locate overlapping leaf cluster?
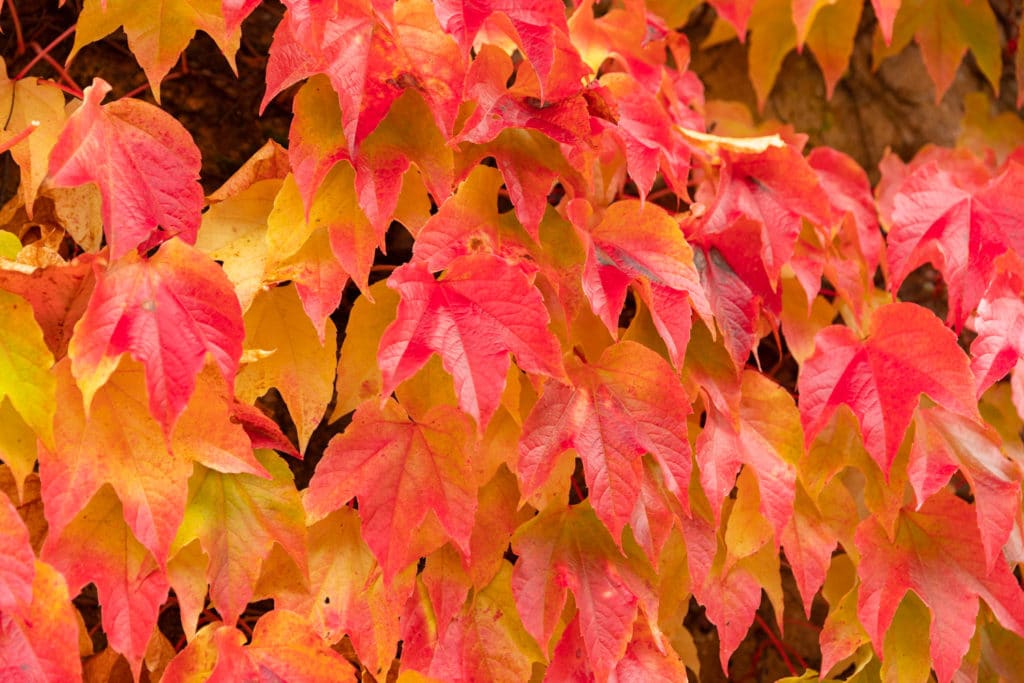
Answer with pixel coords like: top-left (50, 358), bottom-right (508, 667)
top-left (1, 0), bottom-right (1023, 680)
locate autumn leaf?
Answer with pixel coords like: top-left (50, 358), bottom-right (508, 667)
top-left (378, 254), bottom-right (564, 430)
top-left (40, 358), bottom-right (268, 566)
top-left (305, 399), bottom-right (477, 581)
top-left (267, 507), bottom-right (414, 676)
top-left (41, 486), bottom-right (169, 679)
top-left (47, 79), bottom-right (204, 259)
top-left (247, 609), bottom-right (355, 680)
top-left (70, 0), bottom-right (239, 98)
top-left (518, 341), bottom-right (691, 544)
top-left (886, 157), bottom-right (1024, 327)
top-left (970, 250), bottom-right (1024, 403)
top-left (68, 238), bottom-right (244, 435)
top-left (170, 450), bottom-right (307, 627)
top-left (0, 288), bottom-right (55, 446)
top-left (855, 491), bottom-right (1024, 683)
top-left (798, 302), bottom-right (978, 475)
top-left (432, 0), bottom-right (572, 95)
top-left (511, 501), bottom-right (658, 681)
top-left (236, 283), bottom-right (336, 454)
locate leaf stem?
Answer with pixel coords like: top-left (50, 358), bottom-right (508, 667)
top-left (14, 24), bottom-right (78, 81)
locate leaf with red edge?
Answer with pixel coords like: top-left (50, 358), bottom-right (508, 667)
top-left (780, 482), bottom-right (838, 617)
top-left (855, 491), bottom-right (1024, 683)
top-left (519, 341), bottom-right (691, 544)
top-left (263, 0), bottom-right (464, 155)
top-left (798, 302), bottom-right (979, 476)
top-left (70, 0), bottom-right (238, 98)
top-left (162, 622), bottom-right (257, 682)
top-left (170, 450), bottom-right (307, 627)
top-left (456, 45), bottom-right (592, 154)
top-left (230, 400), bottom-right (300, 458)
top-left (971, 250), bottom-right (1024, 398)
top-left (0, 560), bottom-right (83, 682)
top-left (41, 485), bottom-right (169, 679)
top-left (420, 561), bottom-right (544, 682)
top-left (378, 254), bottom-right (564, 430)
top-left (47, 79), bottom-right (204, 259)
top-left (68, 238), bottom-right (244, 435)
top-left (693, 138), bottom-right (831, 287)
top-left (0, 252), bottom-right (96, 358)
top-left (572, 199), bottom-right (710, 367)
top-left (305, 399), bottom-right (477, 581)
top-left (433, 0), bottom-right (571, 95)
top-left (268, 507), bottom-right (414, 676)
top-left (0, 493), bottom-right (34, 610)
top-left (235, 283), bottom-right (337, 454)
top-left (510, 501), bottom-right (657, 681)
top-left (887, 158), bottom-right (1024, 327)
top-left (908, 405), bottom-right (1023, 571)
top-left (695, 370), bottom-right (799, 540)
top-left (247, 609), bottom-right (354, 680)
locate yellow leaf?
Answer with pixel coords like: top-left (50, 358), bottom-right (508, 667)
top-left (195, 179), bottom-right (281, 312)
top-left (331, 280), bottom-right (399, 421)
top-left (237, 284), bottom-right (337, 453)
top-left (69, 0), bottom-right (239, 100)
top-left (880, 592), bottom-right (933, 683)
top-left (0, 289), bottom-right (54, 446)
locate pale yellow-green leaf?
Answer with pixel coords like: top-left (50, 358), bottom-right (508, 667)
top-left (880, 593), bottom-right (932, 683)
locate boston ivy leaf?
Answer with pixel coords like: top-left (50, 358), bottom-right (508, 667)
top-left (41, 486), bottom-right (169, 679)
top-left (0, 289), bottom-right (55, 446)
top-left (47, 79), bottom-right (204, 259)
top-left (0, 493), bottom-right (34, 610)
top-left (798, 302), bottom-right (978, 476)
top-left (855, 491), bottom-right (1024, 683)
top-left (970, 250), bottom-right (1024, 400)
top-left (510, 501), bottom-right (657, 681)
top-left (236, 283), bottom-right (337, 454)
top-left (70, 0), bottom-right (238, 98)
top-left (68, 238), bottom-right (244, 435)
top-left (518, 341), bottom-right (691, 544)
top-left (573, 199), bottom-right (710, 367)
top-left (908, 405), bottom-right (1023, 570)
top-left (170, 450), bottom-right (307, 627)
top-left (420, 562), bottom-right (544, 682)
top-left (432, 0), bottom-right (571, 94)
top-left (695, 370), bottom-right (799, 541)
top-left (379, 254), bottom-right (564, 431)
top-left (161, 622), bottom-right (257, 682)
top-left (305, 399), bottom-right (477, 582)
top-left (268, 507), bottom-right (414, 677)
top-left (246, 609), bottom-right (354, 680)
top-left (887, 157), bottom-right (1024, 327)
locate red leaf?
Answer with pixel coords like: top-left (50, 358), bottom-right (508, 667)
top-left (971, 250), bottom-right (1024, 397)
top-left (573, 199), bottom-right (710, 367)
top-left (0, 494), bottom-right (34, 610)
top-left (41, 486), bottom-right (169, 679)
top-left (855, 491), bottom-right (1024, 683)
top-left (908, 405), bottom-right (1023, 571)
top-left (47, 79), bottom-right (203, 259)
top-left (694, 141), bottom-right (831, 287)
top-left (305, 400), bottom-right (478, 581)
top-left (230, 400), bottom-right (300, 458)
top-left (511, 502), bottom-right (655, 681)
top-left (798, 302), bottom-right (978, 475)
top-left (378, 254), bottom-right (564, 430)
top-left (433, 0), bottom-right (571, 94)
top-left (887, 158), bottom-right (1024, 327)
top-left (68, 239), bottom-right (244, 435)
top-left (519, 341), bottom-right (691, 546)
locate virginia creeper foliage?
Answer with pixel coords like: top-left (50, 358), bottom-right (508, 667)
top-left (1, 0), bottom-right (1023, 680)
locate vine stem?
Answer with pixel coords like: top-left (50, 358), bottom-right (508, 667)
top-left (6, 0), bottom-right (25, 56)
top-left (754, 613), bottom-right (807, 674)
top-left (14, 24), bottom-right (78, 81)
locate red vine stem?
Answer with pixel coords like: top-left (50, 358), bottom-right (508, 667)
top-left (754, 613), bottom-right (804, 675)
top-left (6, 0), bottom-right (25, 57)
top-left (37, 78), bottom-right (84, 100)
top-left (26, 48), bottom-right (82, 95)
top-left (14, 24), bottom-right (78, 81)
top-left (0, 120), bottom-right (38, 155)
